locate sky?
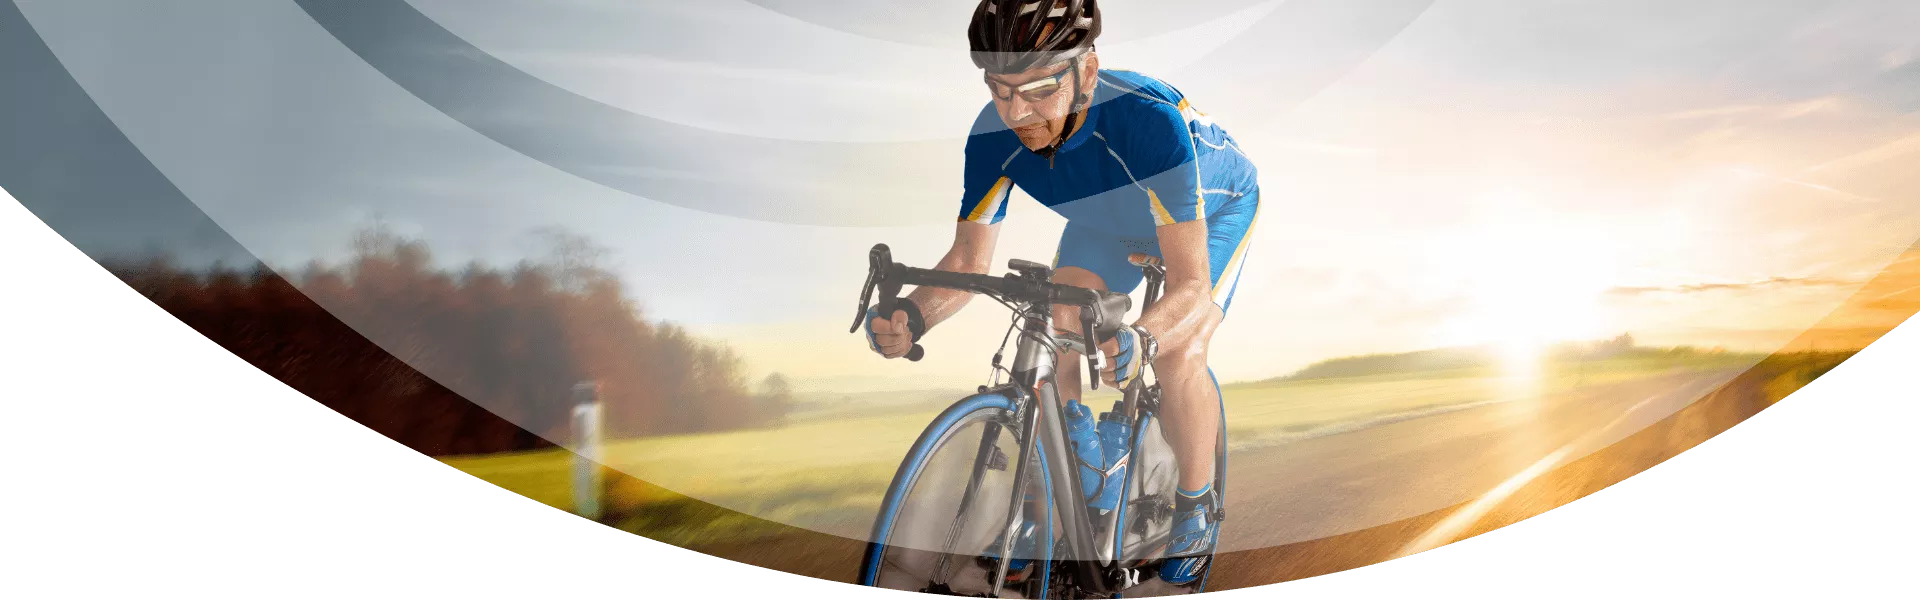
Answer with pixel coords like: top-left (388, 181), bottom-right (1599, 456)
top-left (11, 0), bottom-right (1920, 391)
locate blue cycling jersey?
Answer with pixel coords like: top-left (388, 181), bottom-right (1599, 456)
top-left (957, 70), bottom-right (1260, 238)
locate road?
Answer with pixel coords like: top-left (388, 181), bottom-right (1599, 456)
top-left (1217, 369), bottom-right (1736, 554)
top-left (684, 363), bottom-right (1791, 596)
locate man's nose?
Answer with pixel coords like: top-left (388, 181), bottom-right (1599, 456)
top-left (1002, 97), bottom-right (1038, 125)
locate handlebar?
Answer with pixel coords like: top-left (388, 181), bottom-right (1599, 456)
top-left (850, 244), bottom-right (1132, 389)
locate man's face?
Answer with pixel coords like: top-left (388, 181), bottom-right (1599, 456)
top-left (985, 53), bottom-right (1098, 151)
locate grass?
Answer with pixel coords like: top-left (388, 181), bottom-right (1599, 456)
top-left (440, 348), bottom-right (1774, 547)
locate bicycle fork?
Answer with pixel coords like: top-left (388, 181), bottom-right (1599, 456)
top-left (992, 317), bottom-right (1127, 597)
top-left (988, 389), bottom-right (1041, 597)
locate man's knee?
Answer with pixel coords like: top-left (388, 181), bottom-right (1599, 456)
top-left (1048, 266), bottom-right (1106, 333)
top-left (1156, 335), bottom-right (1208, 376)
top-left (1154, 306), bottom-right (1223, 376)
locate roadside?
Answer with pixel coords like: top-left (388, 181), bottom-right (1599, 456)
top-left (440, 348), bottom-right (1774, 570)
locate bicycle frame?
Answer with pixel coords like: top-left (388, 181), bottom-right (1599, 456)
top-left (856, 244), bottom-right (1168, 597)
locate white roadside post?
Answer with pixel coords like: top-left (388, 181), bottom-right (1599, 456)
top-left (571, 381), bottom-right (605, 521)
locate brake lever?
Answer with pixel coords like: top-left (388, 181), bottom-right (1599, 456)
top-left (1083, 303), bottom-right (1102, 391)
top-left (851, 244), bottom-right (893, 333)
top-left (856, 244), bottom-right (925, 362)
top-left (850, 264), bottom-right (878, 334)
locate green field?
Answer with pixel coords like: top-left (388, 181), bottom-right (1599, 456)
top-left (442, 348), bottom-right (1763, 545)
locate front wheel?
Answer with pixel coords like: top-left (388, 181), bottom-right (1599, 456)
top-left (859, 392), bottom-right (1056, 599)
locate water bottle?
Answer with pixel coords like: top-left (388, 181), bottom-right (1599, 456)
top-left (1063, 400), bottom-right (1105, 500)
top-left (1091, 412), bottom-right (1132, 511)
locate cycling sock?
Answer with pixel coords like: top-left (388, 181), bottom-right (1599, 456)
top-left (1174, 483), bottom-right (1215, 518)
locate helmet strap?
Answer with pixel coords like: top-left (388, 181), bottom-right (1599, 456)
top-left (1037, 56), bottom-right (1090, 166)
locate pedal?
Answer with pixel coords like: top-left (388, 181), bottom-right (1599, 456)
top-left (1107, 564), bottom-right (1151, 591)
top-left (1127, 495), bottom-right (1173, 536)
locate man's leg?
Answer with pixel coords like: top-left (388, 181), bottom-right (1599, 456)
top-left (1154, 306), bottom-right (1224, 584)
top-left (1048, 222), bottom-right (1144, 405)
top-left (1157, 192), bottom-right (1256, 585)
top-left (1153, 306), bottom-right (1223, 494)
top-left (1049, 265), bottom-right (1108, 406)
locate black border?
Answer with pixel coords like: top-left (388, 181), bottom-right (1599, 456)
top-left (22, 186), bottom-right (1912, 603)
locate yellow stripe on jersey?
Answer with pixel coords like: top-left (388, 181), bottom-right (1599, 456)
top-left (1177, 97), bottom-right (1207, 221)
top-left (1148, 188), bottom-right (1176, 226)
top-left (966, 177), bottom-right (1010, 223)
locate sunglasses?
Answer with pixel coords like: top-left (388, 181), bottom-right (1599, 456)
top-left (985, 63), bottom-right (1076, 103)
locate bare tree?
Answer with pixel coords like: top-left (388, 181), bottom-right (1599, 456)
top-left (529, 226), bottom-right (614, 293)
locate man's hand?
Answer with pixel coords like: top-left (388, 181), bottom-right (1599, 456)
top-left (865, 308), bottom-right (918, 359)
top-left (1098, 326), bottom-right (1145, 389)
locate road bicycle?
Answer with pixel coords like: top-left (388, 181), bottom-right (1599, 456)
top-left (852, 244), bottom-right (1227, 599)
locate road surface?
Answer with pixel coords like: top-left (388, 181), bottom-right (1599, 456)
top-left (684, 363), bottom-right (1792, 596)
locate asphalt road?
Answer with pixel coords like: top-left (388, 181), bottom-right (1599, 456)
top-left (1217, 369), bottom-right (1739, 554)
top-left (687, 364), bottom-right (1781, 597)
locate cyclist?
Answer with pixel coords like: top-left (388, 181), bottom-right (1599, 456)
top-left (865, 0), bottom-right (1258, 586)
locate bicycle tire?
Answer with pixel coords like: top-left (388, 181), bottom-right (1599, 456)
top-left (1195, 368), bottom-right (1229, 594)
top-left (858, 392), bottom-right (1057, 599)
top-left (1110, 372), bottom-right (1230, 597)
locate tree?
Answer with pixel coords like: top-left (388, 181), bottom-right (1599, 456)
top-left (529, 226), bottom-right (615, 294)
top-left (760, 372), bottom-right (793, 401)
top-left (100, 227), bottom-right (783, 457)
top-left (757, 373), bottom-right (796, 428)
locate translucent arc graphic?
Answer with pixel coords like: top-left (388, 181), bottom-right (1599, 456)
top-left (290, 0), bottom-right (1434, 226)
top-left (733, 0), bottom-right (1281, 48)
top-left (406, 0), bottom-right (1286, 143)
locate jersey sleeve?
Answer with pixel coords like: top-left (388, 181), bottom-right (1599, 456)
top-left (958, 108), bottom-right (1016, 224)
top-left (1124, 100), bottom-right (1206, 226)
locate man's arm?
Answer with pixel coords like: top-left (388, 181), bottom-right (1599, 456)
top-left (910, 221), bottom-right (1001, 326)
top-left (1107, 88), bottom-right (1220, 368)
top-left (868, 221), bottom-right (1001, 359)
top-left (1133, 219), bottom-right (1220, 352)
top-left (869, 103), bottom-right (1017, 359)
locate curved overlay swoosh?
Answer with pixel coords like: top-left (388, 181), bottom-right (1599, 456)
top-left (292, 0), bottom-right (954, 227)
top-left (734, 0), bottom-right (1278, 47)
top-left (289, 0), bottom-right (1432, 226)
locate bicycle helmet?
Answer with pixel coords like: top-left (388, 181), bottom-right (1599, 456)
top-left (968, 0), bottom-right (1102, 75)
top-left (970, 1), bottom-right (1102, 160)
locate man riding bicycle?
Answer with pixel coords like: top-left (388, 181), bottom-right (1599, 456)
top-left (865, 0), bottom-right (1258, 585)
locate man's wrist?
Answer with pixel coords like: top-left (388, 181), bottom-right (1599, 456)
top-left (1129, 323), bottom-right (1158, 365)
top-left (895, 298), bottom-right (928, 343)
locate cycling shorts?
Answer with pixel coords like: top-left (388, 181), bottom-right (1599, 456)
top-left (1053, 189), bottom-right (1259, 316)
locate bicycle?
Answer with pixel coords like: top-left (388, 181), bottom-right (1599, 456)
top-left (851, 244), bottom-right (1227, 599)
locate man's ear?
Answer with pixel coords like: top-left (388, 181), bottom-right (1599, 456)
top-left (1075, 51), bottom-right (1101, 108)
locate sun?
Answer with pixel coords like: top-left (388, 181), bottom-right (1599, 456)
top-left (1436, 193), bottom-right (1620, 374)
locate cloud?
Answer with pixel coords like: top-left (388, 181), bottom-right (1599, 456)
top-left (1606, 276), bottom-right (1863, 296)
top-left (1658, 97), bottom-right (1843, 121)
top-left (1805, 132), bottom-right (1920, 174)
top-left (1863, 284), bottom-right (1920, 309)
top-left (1728, 167), bottom-right (1880, 202)
top-left (1267, 137), bottom-right (1380, 157)
top-left (1883, 47), bottom-right (1918, 71)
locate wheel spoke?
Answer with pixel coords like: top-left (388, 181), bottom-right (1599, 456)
top-left (867, 401), bottom-right (1046, 599)
top-left (929, 421), bottom-right (1003, 585)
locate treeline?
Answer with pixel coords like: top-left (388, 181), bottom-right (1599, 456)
top-left (104, 227), bottom-right (792, 457)
top-left (1282, 334), bottom-right (1729, 381)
